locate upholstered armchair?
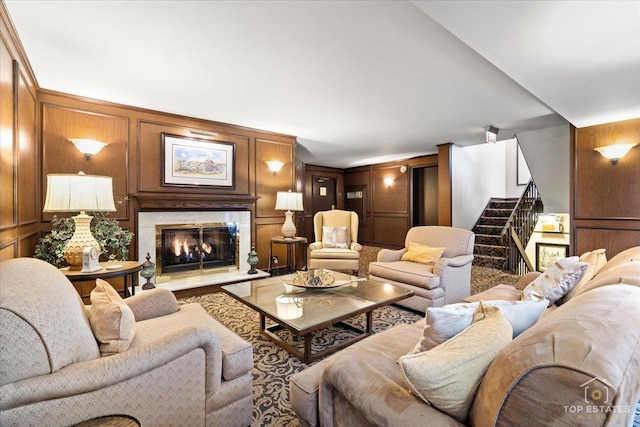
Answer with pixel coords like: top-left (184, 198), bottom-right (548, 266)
top-left (308, 209), bottom-right (362, 275)
top-left (0, 258), bottom-right (253, 427)
top-left (368, 226), bottom-right (475, 312)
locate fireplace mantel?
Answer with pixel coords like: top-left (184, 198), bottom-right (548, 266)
top-left (132, 193), bottom-right (259, 211)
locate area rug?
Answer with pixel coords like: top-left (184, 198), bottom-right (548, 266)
top-left (179, 292), bottom-right (422, 426)
top-left (179, 266), bottom-right (520, 426)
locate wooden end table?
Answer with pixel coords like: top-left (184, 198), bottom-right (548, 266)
top-left (61, 261), bottom-right (142, 298)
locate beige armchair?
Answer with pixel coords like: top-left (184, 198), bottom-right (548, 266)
top-left (0, 258), bottom-right (253, 427)
top-left (368, 226), bottom-right (475, 312)
top-left (309, 209), bottom-right (362, 275)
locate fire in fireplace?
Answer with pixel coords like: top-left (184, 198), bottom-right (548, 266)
top-left (156, 222), bottom-right (238, 278)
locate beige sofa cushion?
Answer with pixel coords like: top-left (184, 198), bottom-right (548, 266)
top-left (399, 304), bottom-right (512, 423)
top-left (368, 260), bottom-right (440, 289)
top-left (561, 248), bottom-right (607, 303)
top-left (89, 279), bottom-right (136, 355)
top-left (521, 257), bottom-right (588, 303)
top-left (401, 242), bottom-right (445, 264)
top-left (413, 299), bottom-right (546, 353)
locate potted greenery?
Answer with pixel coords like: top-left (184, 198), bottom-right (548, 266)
top-left (35, 213), bottom-right (134, 268)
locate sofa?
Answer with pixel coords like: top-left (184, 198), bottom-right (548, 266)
top-left (290, 246), bottom-right (640, 426)
top-left (368, 226), bottom-right (475, 312)
top-left (0, 258), bottom-right (253, 427)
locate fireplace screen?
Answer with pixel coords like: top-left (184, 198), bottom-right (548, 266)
top-left (157, 223), bottom-right (238, 276)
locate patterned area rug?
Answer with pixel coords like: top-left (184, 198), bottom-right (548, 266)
top-left (179, 265), bottom-right (520, 426)
top-left (179, 292), bottom-right (422, 426)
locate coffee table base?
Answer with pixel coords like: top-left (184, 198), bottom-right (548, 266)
top-left (260, 311), bottom-right (374, 363)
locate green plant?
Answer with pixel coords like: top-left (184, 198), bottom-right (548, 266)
top-left (35, 213), bottom-right (134, 268)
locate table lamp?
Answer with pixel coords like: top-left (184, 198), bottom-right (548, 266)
top-left (43, 172), bottom-right (116, 270)
top-left (275, 190), bottom-right (303, 238)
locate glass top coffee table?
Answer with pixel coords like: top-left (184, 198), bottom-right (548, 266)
top-left (221, 270), bottom-right (413, 363)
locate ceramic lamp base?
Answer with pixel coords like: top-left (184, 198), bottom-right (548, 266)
top-left (281, 210), bottom-right (297, 238)
top-left (65, 213), bottom-right (101, 271)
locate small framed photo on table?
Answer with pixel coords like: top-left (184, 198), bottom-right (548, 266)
top-left (536, 242), bottom-right (569, 272)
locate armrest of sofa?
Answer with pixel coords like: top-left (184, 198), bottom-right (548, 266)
top-left (433, 254), bottom-right (474, 272)
top-left (319, 355), bottom-right (463, 427)
top-left (125, 288), bottom-right (178, 321)
top-left (376, 248), bottom-right (406, 262)
top-left (0, 326), bottom-right (222, 411)
top-left (350, 242), bottom-right (362, 252)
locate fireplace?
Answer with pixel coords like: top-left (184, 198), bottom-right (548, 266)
top-left (157, 223), bottom-right (238, 277)
top-left (138, 210), bottom-right (265, 291)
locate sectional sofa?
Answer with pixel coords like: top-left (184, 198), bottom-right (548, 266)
top-left (290, 246), bottom-right (640, 426)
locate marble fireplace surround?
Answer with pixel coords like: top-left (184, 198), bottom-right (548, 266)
top-left (135, 195), bottom-right (270, 292)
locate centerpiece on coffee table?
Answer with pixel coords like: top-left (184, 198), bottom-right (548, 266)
top-left (283, 269), bottom-right (343, 288)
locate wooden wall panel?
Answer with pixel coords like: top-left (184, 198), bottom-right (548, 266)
top-left (137, 121), bottom-right (251, 195)
top-left (0, 45), bottom-right (15, 230)
top-left (571, 118), bottom-right (640, 257)
top-left (372, 216), bottom-right (409, 247)
top-left (17, 70), bottom-right (36, 225)
top-left (18, 232), bottom-right (37, 257)
top-left (255, 138), bottom-right (294, 217)
top-left (574, 227), bottom-right (640, 259)
top-left (372, 165), bottom-right (408, 214)
top-left (0, 241), bottom-right (16, 261)
top-left (255, 223), bottom-right (283, 270)
top-left (41, 104), bottom-right (129, 221)
top-left (575, 118), bottom-right (640, 219)
top-left (437, 143), bottom-right (452, 226)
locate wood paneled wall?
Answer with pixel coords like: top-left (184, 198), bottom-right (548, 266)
top-left (343, 153), bottom-right (443, 248)
top-left (0, 5), bottom-right (38, 261)
top-left (571, 118), bottom-right (640, 257)
top-left (36, 90), bottom-right (296, 271)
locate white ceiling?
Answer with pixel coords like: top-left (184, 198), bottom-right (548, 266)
top-left (5, 0), bottom-right (639, 168)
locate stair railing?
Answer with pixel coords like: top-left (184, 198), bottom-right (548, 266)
top-left (500, 180), bottom-right (543, 274)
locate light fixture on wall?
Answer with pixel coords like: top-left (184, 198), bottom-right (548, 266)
top-left (43, 172), bottom-right (116, 271)
top-left (485, 125), bottom-right (499, 144)
top-left (594, 143), bottom-right (637, 165)
top-left (275, 190), bottom-right (304, 238)
top-left (69, 138), bottom-right (107, 160)
top-left (383, 177), bottom-right (394, 188)
top-left (266, 160), bottom-right (284, 175)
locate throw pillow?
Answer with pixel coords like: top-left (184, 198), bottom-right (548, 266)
top-left (399, 303), bottom-right (512, 423)
top-left (522, 257), bottom-right (589, 304)
top-left (322, 226), bottom-right (348, 249)
top-left (560, 249), bottom-right (607, 304)
top-left (401, 242), bottom-right (445, 264)
top-left (412, 299), bottom-right (547, 353)
top-left (89, 279), bottom-right (136, 355)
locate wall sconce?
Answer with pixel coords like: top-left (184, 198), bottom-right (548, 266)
top-left (484, 125), bottom-right (499, 144)
top-left (383, 178), bottom-right (394, 188)
top-left (266, 160), bottom-right (284, 175)
top-left (69, 138), bottom-right (107, 160)
top-left (594, 143), bottom-right (637, 165)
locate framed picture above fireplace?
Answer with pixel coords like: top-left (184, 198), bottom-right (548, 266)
top-left (162, 133), bottom-right (235, 188)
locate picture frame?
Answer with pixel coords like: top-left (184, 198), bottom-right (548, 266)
top-left (517, 143), bottom-right (531, 185)
top-left (162, 133), bottom-right (235, 188)
top-left (536, 242), bottom-right (569, 272)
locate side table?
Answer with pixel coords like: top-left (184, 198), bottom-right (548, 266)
top-left (62, 261), bottom-right (143, 298)
top-left (269, 236), bottom-right (308, 275)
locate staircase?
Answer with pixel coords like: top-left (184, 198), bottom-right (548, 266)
top-left (472, 198), bottom-right (519, 270)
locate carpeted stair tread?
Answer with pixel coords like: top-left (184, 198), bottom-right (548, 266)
top-left (475, 234), bottom-right (503, 246)
top-left (475, 244), bottom-right (506, 257)
top-left (473, 225), bottom-right (503, 235)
